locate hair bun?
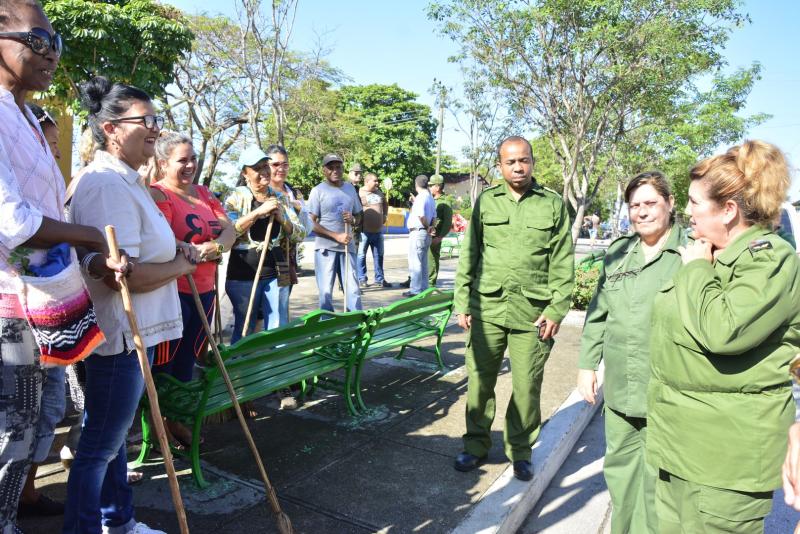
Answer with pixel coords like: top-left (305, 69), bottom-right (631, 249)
top-left (79, 76), bottom-right (112, 115)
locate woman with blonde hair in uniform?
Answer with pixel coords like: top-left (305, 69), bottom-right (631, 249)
top-left (647, 140), bottom-right (799, 533)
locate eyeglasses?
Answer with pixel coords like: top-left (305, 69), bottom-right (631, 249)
top-left (112, 115), bottom-right (164, 130)
top-left (0, 27), bottom-right (62, 57)
top-left (270, 162), bottom-right (289, 169)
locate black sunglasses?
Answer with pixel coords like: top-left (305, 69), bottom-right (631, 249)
top-left (112, 115), bottom-right (165, 130)
top-left (0, 27), bottom-right (62, 57)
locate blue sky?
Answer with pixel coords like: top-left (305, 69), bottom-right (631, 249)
top-left (165, 0), bottom-right (800, 197)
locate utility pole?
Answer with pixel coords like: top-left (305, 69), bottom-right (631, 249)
top-left (434, 83), bottom-right (446, 176)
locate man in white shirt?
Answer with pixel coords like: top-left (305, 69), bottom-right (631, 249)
top-left (404, 175), bottom-right (436, 297)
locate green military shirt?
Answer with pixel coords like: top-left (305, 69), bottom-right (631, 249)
top-left (578, 224), bottom-right (687, 418)
top-left (647, 225), bottom-right (800, 492)
top-left (453, 181), bottom-right (574, 330)
top-left (434, 197), bottom-right (453, 238)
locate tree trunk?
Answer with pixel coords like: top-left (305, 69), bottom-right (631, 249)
top-left (571, 203), bottom-right (587, 243)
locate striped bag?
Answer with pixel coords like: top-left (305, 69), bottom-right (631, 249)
top-left (16, 245), bottom-right (105, 365)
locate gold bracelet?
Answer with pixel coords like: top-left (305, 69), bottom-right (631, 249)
top-left (234, 220), bottom-right (244, 235)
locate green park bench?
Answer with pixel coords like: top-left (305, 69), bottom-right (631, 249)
top-left (351, 288), bottom-right (454, 412)
top-left (135, 308), bottom-right (372, 487)
top-left (439, 231), bottom-right (463, 258)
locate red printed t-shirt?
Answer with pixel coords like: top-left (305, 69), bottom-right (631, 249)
top-left (151, 182), bottom-right (224, 294)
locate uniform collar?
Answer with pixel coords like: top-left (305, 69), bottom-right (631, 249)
top-left (715, 225), bottom-right (771, 266)
top-left (493, 179), bottom-right (544, 200)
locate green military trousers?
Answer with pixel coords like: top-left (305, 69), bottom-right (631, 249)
top-left (463, 319), bottom-right (551, 462)
top-left (654, 470), bottom-right (773, 534)
top-left (428, 240), bottom-right (442, 286)
top-left (604, 406), bottom-right (657, 534)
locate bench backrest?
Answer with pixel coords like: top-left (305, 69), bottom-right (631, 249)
top-left (372, 288), bottom-right (453, 334)
top-left (213, 309), bottom-right (371, 383)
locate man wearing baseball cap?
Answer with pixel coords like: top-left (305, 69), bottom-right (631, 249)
top-left (306, 154), bottom-right (363, 311)
top-left (404, 174), bottom-right (436, 297)
top-left (428, 174), bottom-right (453, 286)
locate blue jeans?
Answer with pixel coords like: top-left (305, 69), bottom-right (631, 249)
top-left (63, 348), bottom-right (153, 534)
top-left (408, 229), bottom-right (431, 294)
top-left (226, 277), bottom-right (282, 344)
top-left (357, 232), bottom-right (385, 284)
top-left (314, 248), bottom-right (361, 312)
top-left (32, 365), bottom-right (66, 463)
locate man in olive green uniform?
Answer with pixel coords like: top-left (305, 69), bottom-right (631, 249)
top-left (647, 225), bottom-right (800, 533)
top-left (428, 174), bottom-right (453, 286)
top-left (453, 136), bottom-right (574, 481)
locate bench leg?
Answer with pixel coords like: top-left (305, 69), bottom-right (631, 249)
top-left (434, 342), bottom-right (445, 371)
top-left (351, 362), bottom-right (368, 413)
top-left (343, 366), bottom-right (360, 416)
top-left (191, 416), bottom-right (210, 488)
top-left (133, 408), bottom-right (152, 467)
top-left (395, 345), bottom-right (408, 361)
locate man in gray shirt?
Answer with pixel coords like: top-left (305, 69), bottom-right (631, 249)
top-left (307, 154), bottom-right (363, 311)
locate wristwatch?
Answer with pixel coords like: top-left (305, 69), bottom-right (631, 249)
top-left (212, 240), bottom-right (224, 255)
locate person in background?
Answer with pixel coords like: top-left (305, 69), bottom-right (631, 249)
top-left (68, 75), bottom-right (193, 534)
top-left (307, 154), bottom-right (363, 311)
top-left (427, 174), bottom-right (453, 287)
top-left (358, 172), bottom-right (390, 288)
top-left (646, 140), bottom-right (799, 533)
top-left (265, 144), bottom-right (308, 325)
top-left (577, 171), bottom-right (687, 534)
top-left (453, 136), bottom-right (574, 482)
top-left (403, 174), bottom-right (436, 297)
top-left (150, 132), bottom-right (236, 446)
top-left (224, 146), bottom-right (304, 348)
top-left (13, 103), bottom-right (66, 519)
top-left (348, 162), bottom-right (363, 188)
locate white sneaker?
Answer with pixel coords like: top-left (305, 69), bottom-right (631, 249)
top-left (129, 522), bottom-right (167, 534)
top-left (60, 445), bottom-right (75, 470)
top-left (102, 522), bottom-right (168, 534)
top-left (279, 388), bottom-right (298, 410)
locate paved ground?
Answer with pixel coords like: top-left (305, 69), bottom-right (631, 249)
top-left (19, 242), bottom-right (583, 533)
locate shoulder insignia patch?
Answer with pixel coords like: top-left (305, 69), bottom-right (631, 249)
top-left (748, 239), bottom-right (773, 253)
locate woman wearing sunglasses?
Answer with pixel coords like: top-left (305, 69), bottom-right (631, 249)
top-left (67, 76), bottom-right (196, 534)
top-left (0, 3), bottom-right (127, 533)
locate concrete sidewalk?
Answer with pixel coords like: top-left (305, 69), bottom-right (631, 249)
top-left (19, 254), bottom-right (592, 533)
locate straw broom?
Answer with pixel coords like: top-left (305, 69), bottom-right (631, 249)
top-left (187, 275), bottom-right (293, 534)
top-left (105, 226), bottom-right (190, 534)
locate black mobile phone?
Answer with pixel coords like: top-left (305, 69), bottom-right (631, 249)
top-left (537, 322), bottom-right (544, 339)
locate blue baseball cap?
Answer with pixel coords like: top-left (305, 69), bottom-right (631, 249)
top-left (237, 145), bottom-right (270, 169)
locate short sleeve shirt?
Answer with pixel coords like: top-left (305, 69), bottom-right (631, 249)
top-left (152, 183), bottom-right (225, 294)
top-left (409, 189), bottom-right (436, 229)
top-left (307, 181), bottom-right (362, 252)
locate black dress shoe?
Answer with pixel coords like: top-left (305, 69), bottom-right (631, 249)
top-left (380, 280), bottom-right (392, 288)
top-left (17, 493), bottom-right (64, 517)
top-left (401, 291), bottom-right (419, 298)
top-left (399, 278), bottom-right (410, 288)
top-left (513, 460), bottom-right (534, 481)
top-left (454, 452), bottom-right (488, 472)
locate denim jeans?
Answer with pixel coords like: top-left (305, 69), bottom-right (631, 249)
top-left (314, 248), bottom-right (361, 312)
top-left (226, 277), bottom-right (282, 344)
top-left (32, 365), bottom-right (66, 463)
top-left (408, 229), bottom-right (431, 294)
top-left (357, 231), bottom-right (385, 284)
top-left (63, 347), bottom-right (153, 534)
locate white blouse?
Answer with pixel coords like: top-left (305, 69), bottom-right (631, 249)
top-left (69, 151), bottom-right (182, 355)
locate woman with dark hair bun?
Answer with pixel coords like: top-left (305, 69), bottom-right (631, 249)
top-left (66, 76), bottom-right (196, 534)
top-left (577, 171), bottom-right (687, 534)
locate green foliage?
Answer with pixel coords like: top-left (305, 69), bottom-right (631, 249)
top-left (42, 0), bottom-right (193, 103)
top-left (572, 261), bottom-right (601, 310)
top-left (338, 84), bottom-right (437, 202)
top-left (458, 207), bottom-right (472, 220)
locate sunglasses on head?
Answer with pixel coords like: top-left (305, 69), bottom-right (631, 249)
top-left (0, 27), bottom-right (62, 57)
top-left (112, 115), bottom-right (165, 130)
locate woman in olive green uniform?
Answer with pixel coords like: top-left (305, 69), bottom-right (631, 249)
top-left (647, 140), bottom-right (799, 533)
top-left (577, 172), bottom-right (687, 534)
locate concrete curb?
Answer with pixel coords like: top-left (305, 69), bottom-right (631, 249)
top-left (452, 366), bottom-right (605, 534)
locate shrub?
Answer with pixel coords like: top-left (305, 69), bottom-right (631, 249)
top-left (572, 261), bottom-right (601, 310)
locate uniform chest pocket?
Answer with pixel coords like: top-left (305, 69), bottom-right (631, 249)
top-left (525, 217), bottom-right (554, 250)
top-left (483, 214), bottom-right (510, 245)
